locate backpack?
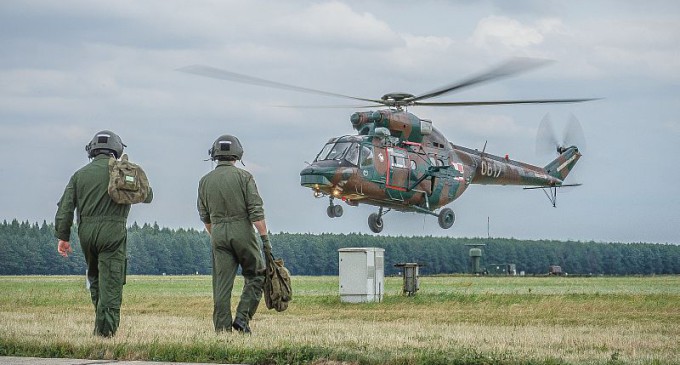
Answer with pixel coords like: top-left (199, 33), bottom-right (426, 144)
top-left (263, 243), bottom-right (292, 312)
top-left (108, 154), bottom-right (150, 205)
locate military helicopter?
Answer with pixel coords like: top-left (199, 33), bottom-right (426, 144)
top-left (179, 58), bottom-right (594, 233)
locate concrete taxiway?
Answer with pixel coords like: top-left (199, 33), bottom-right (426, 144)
top-left (0, 357), bottom-right (240, 365)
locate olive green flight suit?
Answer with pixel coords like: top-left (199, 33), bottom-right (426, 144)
top-left (55, 154), bottom-right (153, 337)
top-left (197, 160), bottom-right (265, 333)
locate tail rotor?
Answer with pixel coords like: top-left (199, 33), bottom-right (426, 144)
top-left (563, 113), bottom-right (587, 153)
top-left (536, 113), bottom-right (586, 155)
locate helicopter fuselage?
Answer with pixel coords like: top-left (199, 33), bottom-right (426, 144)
top-left (300, 133), bottom-right (468, 213)
top-left (299, 109), bottom-right (581, 231)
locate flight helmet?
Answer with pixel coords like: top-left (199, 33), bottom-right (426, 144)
top-left (85, 130), bottom-right (126, 158)
top-left (209, 134), bottom-right (244, 161)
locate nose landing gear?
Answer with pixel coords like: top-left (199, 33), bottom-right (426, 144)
top-left (327, 197), bottom-right (344, 218)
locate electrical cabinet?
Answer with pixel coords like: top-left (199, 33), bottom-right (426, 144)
top-left (338, 247), bottom-right (385, 303)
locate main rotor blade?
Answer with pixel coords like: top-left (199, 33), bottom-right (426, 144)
top-left (274, 104), bottom-right (383, 109)
top-left (412, 98), bottom-right (599, 107)
top-left (409, 57), bottom-right (554, 103)
top-left (177, 65), bottom-right (384, 105)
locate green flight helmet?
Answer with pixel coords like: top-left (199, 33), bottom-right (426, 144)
top-left (85, 130), bottom-right (126, 158)
top-left (209, 134), bottom-right (244, 161)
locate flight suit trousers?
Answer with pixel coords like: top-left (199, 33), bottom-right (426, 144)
top-left (79, 217), bottom-right (127, 337)
top-left (210, 219), bottom-right (265, 332)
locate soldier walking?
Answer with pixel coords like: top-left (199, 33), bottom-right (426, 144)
top-left (55, 130), bottom-right (153, 337)
top-left (197, 135), bottom-right (269, 334)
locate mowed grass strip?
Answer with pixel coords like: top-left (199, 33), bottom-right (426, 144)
top-left (1, 275), bottom-right (678, 365)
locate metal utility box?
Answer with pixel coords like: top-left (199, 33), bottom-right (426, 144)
top-left (394, 262), bottom-right (422, 296)
top-left (338, 247), bottom-right (385, 303)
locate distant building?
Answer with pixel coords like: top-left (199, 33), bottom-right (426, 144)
top-left (549, 265), bottom-right (563, 276)
top-left (487, 264), bottom-right (516, 276)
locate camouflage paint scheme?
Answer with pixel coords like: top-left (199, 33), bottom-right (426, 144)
top-left (300, 109), bottom-right (581, 226)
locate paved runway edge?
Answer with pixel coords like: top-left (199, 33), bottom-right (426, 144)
top-left (0, 357), bottom-right (241, 365)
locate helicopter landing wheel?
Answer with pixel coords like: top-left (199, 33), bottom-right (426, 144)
top-left (327, 204), bottom-right (343, 218)
top-left (438, 208), bottom-right (455, 229)
top-left (368, 213), bottom-right (384, 233)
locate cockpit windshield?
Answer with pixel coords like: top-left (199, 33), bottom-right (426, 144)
top-left (315, 141), bottom-right (360, 165)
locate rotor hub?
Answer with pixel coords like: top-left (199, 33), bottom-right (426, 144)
top-left (381, 92), bottom-right (415, 105)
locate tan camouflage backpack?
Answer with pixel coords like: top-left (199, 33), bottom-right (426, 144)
top-left (108, 154), bottom-right (150, 204)
top-left (263, 242), bottom-right (292, 312)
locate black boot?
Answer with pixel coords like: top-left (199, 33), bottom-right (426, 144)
top-left (232, 318), bottom-right (251, 334)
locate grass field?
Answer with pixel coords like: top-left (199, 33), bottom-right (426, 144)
top-left (1, 275), bottom-right (678, 364)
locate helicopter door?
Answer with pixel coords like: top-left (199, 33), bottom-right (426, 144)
top-left (386, 147), bottom-right (410, 191)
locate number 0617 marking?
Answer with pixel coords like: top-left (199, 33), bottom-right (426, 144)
top-left (481, 160), bottom-right (501, 178)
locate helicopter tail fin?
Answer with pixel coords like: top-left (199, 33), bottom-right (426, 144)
top-left (543, 146), bottom-right (581, 181)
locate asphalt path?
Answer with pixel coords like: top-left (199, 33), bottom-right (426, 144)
top-left (0, 357), bottom-right (241, 365)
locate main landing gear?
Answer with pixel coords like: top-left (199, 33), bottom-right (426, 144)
top-left (324, 197), bottom-right (456, 233)
top-left (368, 207), bottom-right (389, 233)
top-left (366, 206), bottom-right (455, 233)
top-left (437, 208), bottom-right (455, 229)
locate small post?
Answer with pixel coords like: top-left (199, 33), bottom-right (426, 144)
top-left (394, 263), bottom-right (423, 296)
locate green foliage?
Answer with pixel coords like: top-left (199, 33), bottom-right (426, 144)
top-left (2, 275), bottom-right (679, 364)
top-left (1, 219), bottom-right (679, 275)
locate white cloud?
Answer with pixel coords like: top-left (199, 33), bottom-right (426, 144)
top-left (387, 34), bottom-right (458, 73)
top-left (582, 19), bottom-right (680, 80)
top-left (273, 1), bottom-right (403, 49)
top-left (471, 16), bottom-right (547, 50)
top-left (663, 120), bottom-right (680, 135)
top-left (0, 123), bottom-right (90, 144)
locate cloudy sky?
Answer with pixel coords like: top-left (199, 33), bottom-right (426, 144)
top-left (1, 1), bottom-right (678, 243)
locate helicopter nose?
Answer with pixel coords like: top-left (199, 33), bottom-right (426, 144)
top-left (300, 166), bottom-right (315, 175)
top-left (300, 165), bottom-right (333, 188)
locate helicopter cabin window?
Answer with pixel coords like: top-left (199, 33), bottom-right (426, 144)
top-left (391, 155), bottom-right (407, 169)
top-left (432, 142), bottom-right (445, 149)
top-left (360, 145), bottom-right (373, 167)
top-left (429, 156), bottom-right (444, 166)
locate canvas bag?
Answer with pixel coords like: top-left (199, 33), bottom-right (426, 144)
top-left (263, 241), bottom-right (292, 312)
top-left (108, 154), bottom-right (150, 204)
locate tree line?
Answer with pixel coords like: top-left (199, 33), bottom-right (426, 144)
top-left (1, 219), bottom-right (679, 276)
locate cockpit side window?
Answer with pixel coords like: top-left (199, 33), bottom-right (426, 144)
top-left (345, 143), bottom-right (360, 165)
top-left (316, 141), bottom-right (355, 162)
top-left (326, 142), bottom-right (351, 160)
top-left (360, 145), bottom-right (373, 167)
top-left (315, 143), bottom-right (334, 162)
